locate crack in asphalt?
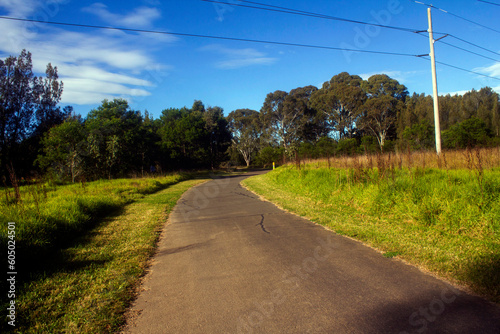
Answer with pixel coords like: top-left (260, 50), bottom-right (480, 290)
top-left (233, 191), bottom-right (258, 200)
top-left (256, 214), bottom-right (270, 234)
top-left (180, 199), bottom-right (200, 210)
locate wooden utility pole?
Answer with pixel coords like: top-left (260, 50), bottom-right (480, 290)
top-left (427, 7), bottom-right (442, 155)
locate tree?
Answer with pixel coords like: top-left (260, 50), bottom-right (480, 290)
top-left (0, 50), bottom-right (66, 179)
top-left (402, 120), bottom-right (435, 151)
top-left (37, 117), bottom-right (86, 182)
top-left (0, 50), bottom-right (36, 154)
top-left (158, 107), bottom-right (210, 169)
top-left (362, 74), bottom-right (408, 100)
top-left (359, 95), bottom-right (399, 151)
top-left (33, 63), bottom-right (65, 135)
top-left (360, 74), bottom-right (408, 151)
top-left (261, 87), bottom-right (322, 155)
top-left (260, 90), bottom-right (290, 149)
top-left (310, 72), bottom-right (366, 139)
top-left (85, 99), bottom-right (144, 178)
top-left (204, 106), bottom-right (231, 169)
top-left (442, 117), bottom-right (490, 149)
top-left (227, 109), bottom-right (261, 167)
top-left (284, 85), bottom-right (325, 142)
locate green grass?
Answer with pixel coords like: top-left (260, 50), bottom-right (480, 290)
top-left (0, 175), bottom-right (190, 256)
top-left (1, 177), bottom-right (207, 333)
top-left (242, 165), bottom-right (500, 302)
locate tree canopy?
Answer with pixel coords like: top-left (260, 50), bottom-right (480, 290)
top-left (2, 50), bottom-right (499, 182)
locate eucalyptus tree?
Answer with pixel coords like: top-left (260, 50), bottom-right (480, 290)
top-left (359, 74), bottom-right (408, 151)
top-left (227, 109), bottom-right (261, 167)
top-left (310, 72), bottom-right (366, 139)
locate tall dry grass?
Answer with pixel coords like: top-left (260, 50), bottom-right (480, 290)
top-left (298, 147), bottom-right (500, 171)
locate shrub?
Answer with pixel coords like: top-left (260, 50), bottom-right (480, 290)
top-left (442, 117), bottom-right (490, 149)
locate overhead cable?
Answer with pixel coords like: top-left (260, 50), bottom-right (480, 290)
top-left (0, 15), bottom-right (420, 57)
top-left (477, 0), bottom-right (500, 7)
top-left (201, 0), bottom-right (420, 33)
top-left (409, 0), bottom-right (500, 34)
top-left (1, 15), bottom-right (497, 81)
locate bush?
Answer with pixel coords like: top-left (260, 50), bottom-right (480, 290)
top-left (315, 137), bottom-right (337, 157)
top-left (255, 146), bottom-right (283, 167)
top-left (402, 120), bottom-right (435, 150)
top-left (336, 138), bottom-right (358, 156)
top-left (359, 136), bottom-right (379, 154)
top-left (442, 117), bottom-right (491, 149)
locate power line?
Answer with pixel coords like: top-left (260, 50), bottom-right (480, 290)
top-left (436, 60), bottom-right (500, 81)
top-left (409, 0), bottom-right (500, 34)
top-left (418, 56), bottom-right (500, 81)
top-left (0, 15), bottom-right (420, 57)
top-left (448, 35), bottom-right (500, 57)
top-left (438, 39), bottom-right (500, 62)
top-left (1, 15), bottom-right (497, 82)
top-left (415, 32), bottom-right (500, 62)
top-left (478, 0), bottom-right (500, 7)
top-left (202, 0), bottom-right (420, 33)
top-left (209, 0), bottom-right (500, 63)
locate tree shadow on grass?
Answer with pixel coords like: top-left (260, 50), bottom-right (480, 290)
top-left (464, 252), bottom-right (500, 303)
top-left (0, 206), bottom-right (126, 307)
top-left (0, 206), bottom-right (130, 332)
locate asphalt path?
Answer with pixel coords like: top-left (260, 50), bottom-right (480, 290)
top-left (125, 171), bottom-right (500, 334)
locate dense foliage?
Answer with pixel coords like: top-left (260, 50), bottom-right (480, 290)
top-left (2, 50), bottom-right (500, 181)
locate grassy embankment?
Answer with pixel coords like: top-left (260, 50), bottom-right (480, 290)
top-left (243, 148), bottom-right (500, 302)
top-left (0, 174), bottom-right (208, 333)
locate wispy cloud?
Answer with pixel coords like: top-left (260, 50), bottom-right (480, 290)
top-left (61, 78), bottom-right (151, 105)
top-left (360, 70), bottom-right (420, 84)
top-left (0, 1), bottom-right (173, 107)
top-left (441, 90), bottom-right (471, 96)
top-left (82, 3), bottom-right (161, 28)
top-left (0, 0), bottom-right (39, 17)
top-left (473, 63), bottom-right (500, 94)
top-left (476, 63), bottom-right (500, 78)
top-left (201, 44), bottom-right (277, 69)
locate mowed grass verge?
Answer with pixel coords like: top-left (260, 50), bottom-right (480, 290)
top-left (242, 161), bottom-right (500, 303)
top-left (1, 177), bottom-right (207, 333)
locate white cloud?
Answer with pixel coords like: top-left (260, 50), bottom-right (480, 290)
top-left (0, 0), bottom-right (37, 17)
top-left (60, 78), bottom-right (150, 105)
top-left (441, 90), bottom-right (470, 96)
top-left (82, 3), bottom-right (161, 28)
top-left (442, 85), bottom-right (500, 96)
top-left (201, 44), bottom-right (277, 69)
top-left (475, 63), bottom-right (500, 78)
top-left (0, 1), bottom-right (173, 107)
top-left (216, 57), bottom-right (277, 69)
top-left (360, 70), bottom-right (415, 84)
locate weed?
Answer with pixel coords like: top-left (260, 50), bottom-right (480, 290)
top-left (7, 163), bottom-right (22, 203)
top-left (383, 251), bottom-right (401, 258)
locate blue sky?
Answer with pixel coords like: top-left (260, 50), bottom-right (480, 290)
top-left (1, 0), bottom-right (499, 118)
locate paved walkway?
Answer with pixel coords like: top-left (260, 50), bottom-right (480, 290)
top-left (125, 171), bottom-right (500, 333)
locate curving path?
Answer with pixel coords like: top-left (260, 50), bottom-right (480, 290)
top-left (125, 171), bottom-right (500, 334)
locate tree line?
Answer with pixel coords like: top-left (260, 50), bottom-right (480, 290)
top-left (229, 72), bottom-right (499, 167)
top-left (1, 50), bottom-right (499, 182)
